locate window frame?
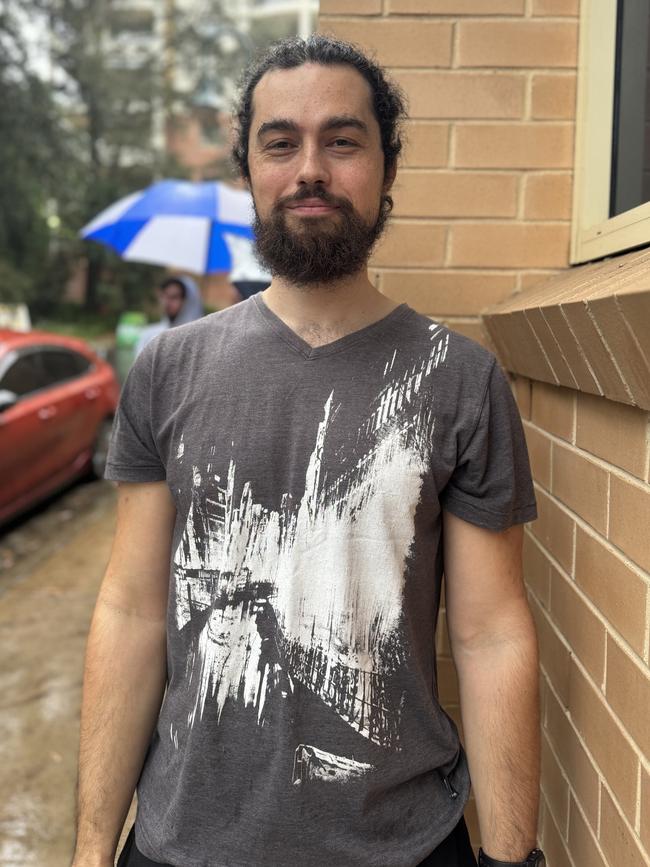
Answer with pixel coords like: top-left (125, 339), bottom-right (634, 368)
top-left (571, 0), bottom-right (650, 263)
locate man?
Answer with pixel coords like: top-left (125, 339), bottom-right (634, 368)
top-left (72, 36), bottom-right (544, 867)
top-left (135, 275), bottom-right (204, 357)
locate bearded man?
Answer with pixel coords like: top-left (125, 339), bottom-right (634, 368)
top-left (72, 36), bottom-right (545, 867)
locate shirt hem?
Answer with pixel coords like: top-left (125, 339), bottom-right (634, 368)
top-left (442, 494), bottom-right (538, 531)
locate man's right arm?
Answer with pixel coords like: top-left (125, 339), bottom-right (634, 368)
top-left (72, 481), bottom-right (176, 867)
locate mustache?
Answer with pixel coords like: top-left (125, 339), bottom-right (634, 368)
top-left (274, 186), bottom-right (353, 212)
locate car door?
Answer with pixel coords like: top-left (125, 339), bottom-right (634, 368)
top-left (37, 347), bottom-right (102, 471)
top-left (0, 349), bottom-right (62, 517)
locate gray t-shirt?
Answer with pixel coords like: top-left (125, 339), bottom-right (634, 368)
top-left (106, 294), bottom-right (536, 867)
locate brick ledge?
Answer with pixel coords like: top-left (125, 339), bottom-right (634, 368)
top-left (481, 248), bottom-right (650, 409)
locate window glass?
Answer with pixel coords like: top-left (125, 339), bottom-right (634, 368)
top-left (39, 349), bottom-right (90, 385)
top-left (610, 0), bottom-right (650, 216)
top-left (0, 354), bottom-right (48, 396)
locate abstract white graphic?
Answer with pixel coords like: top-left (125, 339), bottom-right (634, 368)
top-left (170, 328), bottom-right (449, 770)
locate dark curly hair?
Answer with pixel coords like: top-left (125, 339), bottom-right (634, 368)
top-left (231, 34), bottom-right (408, 184)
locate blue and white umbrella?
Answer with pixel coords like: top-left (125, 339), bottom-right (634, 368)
top-left (80, 179), bottom-right (255, 274)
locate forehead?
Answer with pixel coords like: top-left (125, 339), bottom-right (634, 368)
top-left (251, 63), bottom-right (377, 129)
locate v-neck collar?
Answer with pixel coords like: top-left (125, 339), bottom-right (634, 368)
top-left (252, 293), bottom-right (410, 360)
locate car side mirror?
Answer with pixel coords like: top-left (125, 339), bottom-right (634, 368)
top-left (0, 389), bottom-right (19, 412)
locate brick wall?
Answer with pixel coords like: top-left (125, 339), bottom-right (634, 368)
top-left (320, 0), bottom-right (577, 348)
top-left (516, 378), bottom-right (650, 866)
top-left (318, 3), bottom-right (650, 866)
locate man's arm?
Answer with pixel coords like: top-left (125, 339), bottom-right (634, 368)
top-left (72, 481), bottom-right (176, 867)
top-left (443, 511), bottom-right (540, 862)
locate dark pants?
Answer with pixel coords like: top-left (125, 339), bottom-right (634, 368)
top-left (117, 818), bottom-right (477, 867)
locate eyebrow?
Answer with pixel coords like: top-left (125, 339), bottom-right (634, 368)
top-left (256, 115), bottom-right (369, 139)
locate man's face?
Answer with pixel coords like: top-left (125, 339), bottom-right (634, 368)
top-left (246, 63), bottom-right (395, 285)
top-left (160, 282), bottom-right (185, 321)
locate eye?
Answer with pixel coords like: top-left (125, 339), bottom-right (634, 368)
top-left (266, 140), bottom-right (294, 151)
top-left (331, 138), bottom-right (356, 148)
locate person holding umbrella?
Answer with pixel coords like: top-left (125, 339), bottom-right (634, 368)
top-left (72, 35), bottom-right (543, 867)
top-left (135, 275), bottom-right (205, 357)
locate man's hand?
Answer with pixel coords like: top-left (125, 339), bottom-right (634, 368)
top-left (72, 481), bottom-right (175, 865)
top-left (443, 511), bottom-right (540, 862)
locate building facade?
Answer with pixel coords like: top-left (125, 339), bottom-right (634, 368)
top-left (318, 2), bottom-right (650, 865)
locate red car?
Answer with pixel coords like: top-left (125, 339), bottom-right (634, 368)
top-left (0, 329), bottom-right (119, 525)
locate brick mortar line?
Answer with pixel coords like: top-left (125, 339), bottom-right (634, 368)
top-left (541, 726), bottom-right (609, 863)
top-left (538, 307), bottom-right (581, 391)
top-left (645, 590), bottom-right (650, 665)
top-left (525, 417), bottom-right (650, 498)
top-left (538, 775), bottom-right (570, 849)
top-left (584, 304), bottom-right (636, 404)
top-left (527, 528), bottom-right (642, 673)
top-left (636, 764), bottom-right (642, 835)
top-left (373, 266), bottom-right (519, 274)
top-left (557, 305), bottom-right (604, 398)
top-left (387, 217), bottom-right (571, 223)
top-left (524, 522), bottom-right (649, 667)
top-left (545, 657), bottom-right (650, 852)
top-left (523, 308), bottom-right (561, 385)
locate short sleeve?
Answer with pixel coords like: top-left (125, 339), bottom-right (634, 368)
top-left (440, 360), bottom-right (537, 531)
top-left (104, 342), bottom-right (166, 483)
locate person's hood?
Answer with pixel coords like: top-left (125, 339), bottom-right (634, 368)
top-left (171, 275), bottom-right (204, 326)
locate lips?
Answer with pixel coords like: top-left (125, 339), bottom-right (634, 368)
top-left (286, 198), bottom-right (339, 213)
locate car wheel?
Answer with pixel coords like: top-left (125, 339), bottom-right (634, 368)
top-left (91, 417), bottom-right (113, 479)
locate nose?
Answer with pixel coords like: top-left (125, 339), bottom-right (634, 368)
top-left (296, 141), bottom-right (331, 187)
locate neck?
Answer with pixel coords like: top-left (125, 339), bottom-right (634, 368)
top-left (261, 269), bottom-right (400, 347)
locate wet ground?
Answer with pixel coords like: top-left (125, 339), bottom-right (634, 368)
top-left (0, 479), bottom-right (135, 866)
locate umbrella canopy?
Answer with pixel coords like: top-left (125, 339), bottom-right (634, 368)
top-left (80, 179), bottom-right (256, 274)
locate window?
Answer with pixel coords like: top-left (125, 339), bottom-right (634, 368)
top-left (0, 354), bottom-right (49, 396)
top-left (0, 347), bottom-right (90, 397)
top-left (572, 0), bottom-right (650, 262)
top-left (39, 348), bottom-right (91, 386)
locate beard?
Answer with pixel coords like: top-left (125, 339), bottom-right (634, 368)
top-left (252, 185), bottom-right (391, 287)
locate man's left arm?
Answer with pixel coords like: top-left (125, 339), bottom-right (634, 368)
top-left (443, 510), bottom-right (540, 863)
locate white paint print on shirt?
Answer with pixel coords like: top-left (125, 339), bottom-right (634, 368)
top-left (171, 325), bottom-right (449, 785)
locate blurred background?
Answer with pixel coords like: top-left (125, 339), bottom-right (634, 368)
top-left (0, 2), bottom-right (317, 864)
